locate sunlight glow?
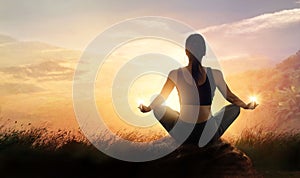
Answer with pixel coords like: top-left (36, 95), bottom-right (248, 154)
top-left (137, 98), bottom-right (145, 106)
top-left (249, 96), bottom-right (258, 103)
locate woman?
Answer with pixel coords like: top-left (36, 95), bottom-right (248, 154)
top-left (139, 34), bottom-right (258, 146)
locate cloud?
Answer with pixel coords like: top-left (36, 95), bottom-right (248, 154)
top-left (0, 34), bottom-right (17, 44)
top-left (0, 60), bottom-right (75, 81)
top-left (0, 82), bottom-right (44, 96)
top-left (200, 8), bottom-right (300, 35)
top-left (197, 8), bottom-right (300, 62)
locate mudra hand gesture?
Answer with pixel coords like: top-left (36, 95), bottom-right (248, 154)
top-left (244, 102), bottom-right (258, 110)
top-left (138, 104), bottom-right (151, 113)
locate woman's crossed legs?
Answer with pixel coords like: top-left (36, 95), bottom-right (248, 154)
top-left (153, 104), bottom-right (240, 146)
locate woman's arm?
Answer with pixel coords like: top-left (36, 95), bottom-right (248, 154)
top-left (214, 70), bottom-right (257, 110)
top-left (139, 77), bottom-right (175, 113)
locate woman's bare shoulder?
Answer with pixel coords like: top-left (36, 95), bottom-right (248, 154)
top-left (210, 68), bottom-right (222, 74)
top-left (209, 68), bottom-right (224, 81)
top-left (168, 68), bottom-right (181, 81)
top-left (169, 67), bottom-right (182, 75)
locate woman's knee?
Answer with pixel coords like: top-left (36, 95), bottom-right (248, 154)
top-left (153, 105), bottom-right (167, 120)
top-left (229, 104), bottom-right (240, 117)
top-left (153, 105), bottom-right (179, 121)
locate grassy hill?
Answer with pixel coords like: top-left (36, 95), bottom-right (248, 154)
top-left (225, 50), bottom-right (300, 134)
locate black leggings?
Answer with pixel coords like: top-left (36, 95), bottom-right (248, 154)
top-left (153, 104), bottom-right (240, 146)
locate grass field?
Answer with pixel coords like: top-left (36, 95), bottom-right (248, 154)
top-left (234, 128), bottom-right (300, 177)
top-left (0, 125), bottom-right (299, 177)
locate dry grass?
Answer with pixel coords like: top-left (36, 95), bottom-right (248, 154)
top-left (234, 127), bottom-right (300, 172)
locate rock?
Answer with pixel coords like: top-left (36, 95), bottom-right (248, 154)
top-left (138, 139), bottom-right (260, 177)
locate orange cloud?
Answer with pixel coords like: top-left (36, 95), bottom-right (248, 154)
top-left (0, 82), bottom-right (43, 96)
top-left (0, 61), bottom-right (75, 81)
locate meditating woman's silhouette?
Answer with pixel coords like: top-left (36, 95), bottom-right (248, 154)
top-left (139, 34), bottom-right (258, 146)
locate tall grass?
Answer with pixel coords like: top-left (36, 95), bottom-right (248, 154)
top-left (0, 124), bottom-right (299, 177)
top-left (0, 126), bottom-right (89, 150)
top-left (234, 127), bottom-right (300, 172)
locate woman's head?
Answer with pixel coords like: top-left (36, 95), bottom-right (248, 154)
top-left (185, 34), bottom-right (206, 61)
top-left (185, 34), bottom-right (206, 84)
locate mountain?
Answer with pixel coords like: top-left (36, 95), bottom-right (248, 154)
top-left (225, 49), bottom-right (300, 134)
top-left (276, 50), bottom-right (300, 71)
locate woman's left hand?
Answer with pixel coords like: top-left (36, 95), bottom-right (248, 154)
top-left (244, 102), bottom-right (259, 110)
top-left (138, 104), bottom-right (152, 113)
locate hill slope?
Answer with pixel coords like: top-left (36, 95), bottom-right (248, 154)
top-left (225, 50), bottom-right (300, 133)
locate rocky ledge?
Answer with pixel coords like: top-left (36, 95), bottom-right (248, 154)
top-left (137, 140), bottom-right (260, 177)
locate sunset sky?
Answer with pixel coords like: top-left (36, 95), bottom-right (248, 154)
top-left (0, 1), bottom-right (300, 137)
top-left (0, 0), bottom-right (300, 61)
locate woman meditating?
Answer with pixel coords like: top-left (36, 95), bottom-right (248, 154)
top-left (139, 34), bottom-right (258, 146)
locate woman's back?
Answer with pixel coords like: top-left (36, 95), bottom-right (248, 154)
top-left (168, 66), bottom-right (216, 123)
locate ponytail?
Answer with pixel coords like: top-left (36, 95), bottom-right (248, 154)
top-left (191, 55), bottom-right (202, 85)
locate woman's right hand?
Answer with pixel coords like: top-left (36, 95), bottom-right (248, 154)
top-left (138, 104), bottom-right (152, 113)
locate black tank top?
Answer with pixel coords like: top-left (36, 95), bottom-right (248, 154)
top-left (176, 67), bottom-right (216, 106)
top-left (197, 72), bottom-right (213, 105)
